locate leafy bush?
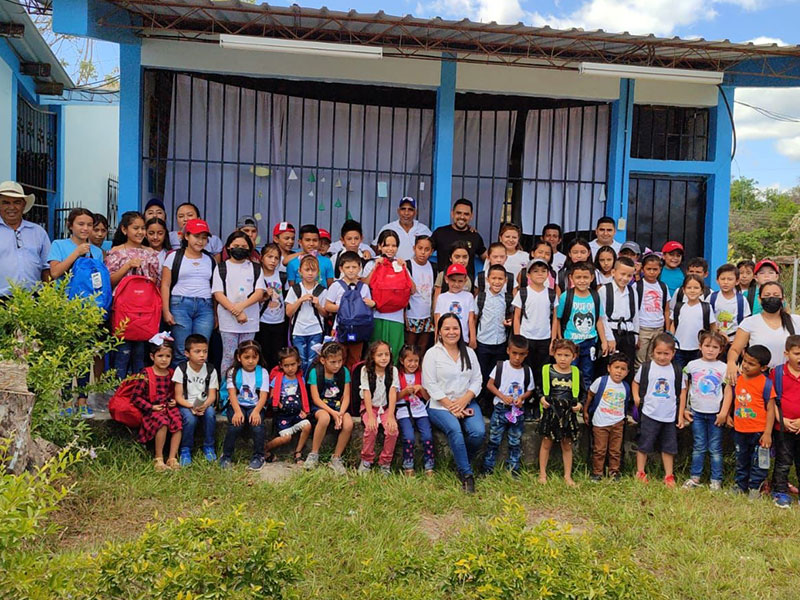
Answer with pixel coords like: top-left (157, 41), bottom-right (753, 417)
top-left (449, 497), bottom-right (657, 600)
top-left (92, 505), bottom-right (301, 600)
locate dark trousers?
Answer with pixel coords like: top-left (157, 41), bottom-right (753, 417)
top-left (476, 341), bottom-right (508, 413)
top-left (609, 330), bottom-right (637, 383)
top-left (256, 321), bottom-right (288, 371)
top-left (221, 405), bottom-right (266, 460)
top-left (675, 349), bottom-right (700, 371)
top-left (734, 431), bottom-right (769, 492)
top-left (525, 338), bottom-right (552, 419)
top-left (772, 430), bottom-right (800, 493)
top-left (573, 337), bottom-right (597, 389)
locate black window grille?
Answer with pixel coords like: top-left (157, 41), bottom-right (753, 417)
top-left (16, 96), bottom-right (57, 233)
top-left (107, 175), bottom-right (118, 238)
top-left (631, 106), bottom-right (709, 161)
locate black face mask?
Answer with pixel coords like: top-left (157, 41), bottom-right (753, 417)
top-left (761, 297), bottom-right (783, 314)
top-left (229, 247), bottom-right (250, 261)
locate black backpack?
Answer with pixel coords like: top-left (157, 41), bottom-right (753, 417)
top-left (169, 248), bottom-right (217, 293)
top-left (493, 360), bottom-right (533, 400)
top-left (476, 289), bottom-right (514, 330)
top-left (290, 283), bottom-right (326, 334)
top-left (308, 362), bottom-right (347, 408)
top-left (675, 285), bottom-right (711, 306)
top-left (476, 270), bottom-right (514, 295)
top-left (603, 282), bottom-right (637, 329)
top-left (559, 288), bottom-right (602, 334)
top-left (177, 361), bottom-right (216, 406)
top-left (217, 260), bottom-right (262, 298)
top-left (673, 300), bottom-right (712, 333)
top-left (518, 286), bottom-right (557, 322)
top-left (638, 360), bottom-right (683, 422)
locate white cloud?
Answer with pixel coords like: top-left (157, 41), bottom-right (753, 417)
top-left (745, 36), bottom-right (788, 46)
top-left (776, 137), bottom-right (800, 160)
top-left (734, 88), bottom-right (800, 161)
top-left (415, 0), bottom-right (525, 24)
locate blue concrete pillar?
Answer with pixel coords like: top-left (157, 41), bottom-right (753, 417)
top-left (432, 55), bottom-right (457, 229)
top-left (606, 78), bottom-right (635, 242)
top-left (119, 43), bottom-right (142, 215)
top-left (705, 86), bottom-right (734, 271)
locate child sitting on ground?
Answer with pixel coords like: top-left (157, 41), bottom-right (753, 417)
top-left (358, 341), bottom-right (400, 474)
top-left (396, 345), bottom-right (434, 476)
top-left (265, 347), bottom-right (312, 464)
top-left (585, 353), bottom-right (631, 481)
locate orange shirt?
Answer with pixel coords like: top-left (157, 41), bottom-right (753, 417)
top-left (733, 374), bottom-right (775, 434)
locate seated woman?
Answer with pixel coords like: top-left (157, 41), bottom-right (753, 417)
top-left (422, 312), bottom-right (485, 493)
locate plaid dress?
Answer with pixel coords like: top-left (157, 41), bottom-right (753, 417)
top-left (130, 370), bottom-right (182, 443)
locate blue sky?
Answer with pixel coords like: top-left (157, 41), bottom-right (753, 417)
top-left (83, 0), bottom-right (800, 190)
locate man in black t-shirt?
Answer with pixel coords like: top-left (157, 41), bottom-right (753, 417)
top-left (430, 198), bottom-right (487, 279)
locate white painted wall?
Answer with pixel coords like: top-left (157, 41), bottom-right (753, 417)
top-left (0, 58), bottom-right (13, 182)
top-left (61, 104), bottom-right (119, 216)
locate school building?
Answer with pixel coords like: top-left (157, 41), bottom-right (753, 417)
top-left (50, 0), bottom-right (800, 267)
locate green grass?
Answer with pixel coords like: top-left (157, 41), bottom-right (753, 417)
top-left (49, 433), bottom-right (800, 600)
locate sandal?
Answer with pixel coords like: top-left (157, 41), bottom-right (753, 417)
top-left (294, 451), bottom-right (304, 465)
top-left (166, 458), bottom-right (180, 470)
top-left (154, 458), bottom-right (168, 472)
top-left (264, 451), bottom-right (277, 463)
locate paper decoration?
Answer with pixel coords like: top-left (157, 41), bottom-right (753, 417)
top-left (334, 199), bottom-right (342, 208)
top-left (335, 178), bottom-right (342, 188)
top-left (255, 236), bottom-right (261, 245)
top-left (419, 181), bottom-right (425, 191)
top-left (318, 201), bottom-right (326, 211)
top-left (321, 176), bottom-right (326, 183)
top-left (258, 191), bottom-right (263, 198)
top-left (377, 181), bottom-right (388, 198)
top-left (288, 168), bottom-right (298, 181)
top-left (348, 181), bottom-right (355, 192)
top-left (250, 165), bottom-right (271, 177)
top-left (346, 210), bottom-right (354, 220)
top-left (308, 190), bottom-right (314, 197)
top-left (308, 172), bottom-right (316, 183)
top-left (254, 213), bottom-right (262, 221)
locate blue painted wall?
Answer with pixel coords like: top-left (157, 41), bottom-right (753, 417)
top-left (606, 78), bottom-right (634, 242)
top-left (432, 56), bottom-right (456, 230)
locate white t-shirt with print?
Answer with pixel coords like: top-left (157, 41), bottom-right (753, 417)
top-left (588, 376), bottom-right (627, 427)
top-left (359, 366), bottom-right (400, 408)
top-left (260, 270), bottom-right (286, 325)
top-left (434, 290), bottom-right (475, 343)
top-left (211, 261), bottom-right (266, 333)
top-left (324, 279), bottom-right (372, 330)
top-left (285, 283), bottom-right (324, 336)
top-left (672, 302), bottom-right (717, 351)
top-left (407, 260), bottom-right (434, 320)
top-left (710, 292), bottom-right (751, 339)
top-left (739, 313), bottom-right (800, 369)
top-left (489, 361), bottom-right (535, 407)
top-left (396, 372), bottom-right (429, 419)
top-left (173, 362), bottom-right (219, 406)
top-left (638, 280), bottom-right (670, 328)
top-left (225, 366), bottom-right (270, 407)
top-left (512, 286), bottom-right (557, 340)
top-left (683, 359), bottom-right (726, 414)
top-left (634, 362), bottom-right (679, 423)
top-left (164, 251), bottom-right (214, 299)
top-left (362, 259), bottom-right (405, 324)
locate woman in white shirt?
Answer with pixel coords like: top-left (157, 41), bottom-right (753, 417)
top-left (422, 313), bottom-right (485, 493)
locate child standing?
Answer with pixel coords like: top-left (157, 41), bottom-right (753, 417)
top-left (144, 217), bottom-right (170, 269)
top-left (671, 274), bottom-right (717, 370)
top-left (770, 335), bottom-right (800, 508)
top-left (306, 342), bottom-right (353, 474)
top-left (331, 219), bottom-right (371, 277)
top-left (169, 202), bottom-right (223, 257)
top-left (91, 213), bottom-right (109, 258)
top-left (475, 243), bottom-right (514, 296)
top-left (538, 339), bottom-right (584, 485)
top-left (635, 253), bottom-right (671, 369)
top-left (358, 341), bottom-right (400, 474)
top-left (709, 263), bottom-right (750, 342)
top-left (434, 264), bottom-right (476, 346)
top-left (678, 331), bottom-right (727, 490)
top-left (219, 340), bottom-right (270, 470)
top-left (659, 241), bottom-right (684, 296)
top-left (482, 335), bottom-right (535, 476)
top-left (285, 224), bottom-right (334, 286)
top-left (556, 238), bottom-right (592, 291)
top-left (593, 246), bottom-right (616, 288)
top-left (498, 223), bottom-right (528, 280)
top-left (585, 353), bottom-right (631, 481)
top-left (272, 221), bottom-right (296, 275)
top-left (737, 259), bottom-right (756, 309)
top-left (265, 347), bottom-right (312, 464)
top-left (432, 241), bottom-right (473, 304)
top-left (285, 255), bottom-right (327, 375)
top-left (396, 345), bottom-right (434, 475)
top-left (173, 334), bottom-right (219, 466)
top-left (474, 264), bottom-right (513, 410)
top-left (748, 259), bottom-right (781, 315)
top-left (405, 235), bottom-right (435, 351)
top-left (633, 333), bottom-right (682, 487)
top-left (717, 345), bottom-right (776, 498)
top-left (131, 339), bottom-right (182, 471)
top-left (256, 243), bottom-right (287, 370)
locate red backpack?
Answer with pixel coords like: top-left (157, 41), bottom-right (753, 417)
top-left (112, 275), bottom-right (163, 341)
top-left (369, 260), bottom-right (412, 313)
top-left (108, 367), bottom-right (160, 428)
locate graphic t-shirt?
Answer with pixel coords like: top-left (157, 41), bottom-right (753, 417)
top-left (270, 376), bottom-right (304, 415)
top-left (407, 261), bottom-right (434, 320)
top-left (638, 280), bottom-right (669, 328)
top-left (225, 367), bottom-right (269, 407)
top-left (683, 359), bottom-right (726, 414)
top-left (588, 377), bottom-right (628, 427)
top-left (434, 290), bottom-right (475, 343)
top-left (396, 372), bottom-right (429, 419)
top-left (710, 292), bottom-right (750, 338)
top-left (489, 361), bottom-right (535, 407)
top-left (307, 366), bottom-right (351, 410)
top-left (557, 291), bottom-right (603, 342)
top-left (260, 270), bottom-right (286, 325)
top-left (733, 374), bottom-right (774, 433)
top-left (172, 363), bottom-right (219, 406)
top-left (634, 362), bottom-right (678, 423)
top-left (544, 367), bottom-right (582, 405)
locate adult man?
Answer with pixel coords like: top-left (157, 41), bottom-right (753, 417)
top-left (589, 216), bottom-right (622, 258)
top-left (0, 181), bottom-right (50, 297)
top-left (542, 223), bottom-right (566, 272)
top-left (430, 198), bottom-right (486, 279)
top-left (374, 196), bottom-right (431, 261)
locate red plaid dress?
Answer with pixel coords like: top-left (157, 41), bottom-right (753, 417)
top-left (130, 369), bottom-right (182, 443)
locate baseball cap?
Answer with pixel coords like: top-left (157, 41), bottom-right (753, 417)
top-left (661, 241), bottom-right (684, 254)
top-left (272, 221), bottom-right (295, 237)
top-left (619, 241), bottom-right (641, 255)
top-left (399, 196), bottom-right (416, 208)
top-left (319, 228), bottom-right (331, 241)
top-left (144, 198), bottom-right (165, 213)
top-left (526, 258), bottom-right (550, 271)
top-left (184, 219), bottom-right (210, 235)
top-left (0, 180), bottom-right (35, 213)
top-left (446, 263), bottom-right (467, 277)
top-left (754, 258), bottom-right (780, 274)
top-left (237, 215), bottom-right (257, 229)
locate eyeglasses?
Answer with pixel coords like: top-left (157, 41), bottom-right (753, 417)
top-left (14, 229), bottom-right (22, 249)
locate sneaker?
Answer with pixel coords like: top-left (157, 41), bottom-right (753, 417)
top-left (219, 456), bottom-right (233, 470)
top-left (611, 472), bottom-right (623, 482)
top-left (709, 480), bottom-right (722, 491)
top-left (748, 488), bottom-right (761, 501)
top-left (304, 452), bottom-right (320, 470)
top-left (78, 404), bottom-right (94, 419)
top-left (730, 486), bottom-right (746, 496)
top-left (379, 465), bottom-right (391, 476)
top-left (60, 407), bottom-right (75, 418)
top-left (461, 474), bottom-right (476, 494)
top-left (203, 446), bottom-right (217, 462)
top-left (510, 468), bottom-right (521, 480)
top-left (179, 448), bottom-right (192, 467)
top-left (773, 492), bottom-right (792, 508)
top-left (635, 471), bottom-right (648, 483)
top-left (590, 474), bottom-right (603, 483)
top-left (358, 461), bottom-right (372, 475)
top-left (664, 474), bottom-right (676, 488)
top-left (248, 456), bottom-right (265, 471)
top-left (682, 478), bottom-right (702, 490)
top-left (329, 456), bottom-right (347, 476)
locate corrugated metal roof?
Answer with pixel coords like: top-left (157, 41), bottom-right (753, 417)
top-left (99, 0), bottom-right (800, 73)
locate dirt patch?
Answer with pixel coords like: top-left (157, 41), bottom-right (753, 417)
top-left (526, 507), bottom-right (589, 535)
top-left (419, 510), bottom-right (468, 542)
top-left (256, 462), bottom-right (304, 484)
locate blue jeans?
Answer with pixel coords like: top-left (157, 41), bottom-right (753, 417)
top-left (292, 333), bottom-right (323, 376)
top-left (169, 296), bottom-right (215, 366)
top-left (221, 405), bottom-right (266, 460)
top-left (572, 338), bottom-right (596, 389)
top-left (397, 415), bottom-right (434, 470)
top-left (428, 401), bottom-right (485, 477)
top-left (483, 404), bottom-right (524, 472)
top-left (734, 430), bottom-right (768, 492)
top-left (690, 411), bottom-right (724, 481)
top-left (179, 406), bottom-right (217, 452)
top-left (114, 340), bottom-right (146, 380)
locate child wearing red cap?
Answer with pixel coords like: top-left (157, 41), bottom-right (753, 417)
top-left (434, 263), bottom-right (476, 345)
top-left (748, 259), bottom-right (781, 316)
top-left (659, 241), bottom-right (685, 297)
top-left (272, 221), bottom-right (296, 274)
top-left (318, 228), bottom-right (332, 257)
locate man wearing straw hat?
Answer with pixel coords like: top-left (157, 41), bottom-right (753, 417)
top-left (0, 181), bottom-right (51, 297)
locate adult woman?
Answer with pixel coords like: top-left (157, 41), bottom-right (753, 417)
top-left (727, 282), bottom-right (800, 381)
top-left (422, 313), bottom-right (485, 493)
top-left (498, 223), bottom-right (527, 278)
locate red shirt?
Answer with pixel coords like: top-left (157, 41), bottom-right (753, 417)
top-left (772, 364), bottom-right (800, 423)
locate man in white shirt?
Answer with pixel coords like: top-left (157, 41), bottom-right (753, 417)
top-left (589, 216), bottom-right (622, 258)
top-left (542, 223), bottom-right (566, 272)
top-left (374, 197), bottom-right (432, 261)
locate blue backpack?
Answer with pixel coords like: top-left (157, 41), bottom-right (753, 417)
top-left (218, 367), bottom-right (263, 411)
top-left (335, 280), bottom-right (374, 343)
top-left (588, 375), bottom-right (634, 422)
top-left (67, 256), bottom-right (112, 312)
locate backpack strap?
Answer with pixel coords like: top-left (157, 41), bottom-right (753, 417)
top-left (523, 364), bottom-right (532, 396)
top-left (204, 363), bottom-right (214, 398)
top-left (639, 360), bottom-right (651, 411)
top-left (271, 371), bottom-right (283, 408)
top-left (773, 367), bottom-right (786, 430)
top-left (559, 289), bottom-right (575, 333)
top-left (520, 286), bottom-right (528, 321)
top-left (494, 360), bottom-right (504, 390)
top-left (145, 367), bottom-right (158, 401)
top-left (541, 364), bottom-right (551, 396)
top-left (701, 301), bottom-right (711, 332)
top-left (736, 292), bottom-right (744, 325)
top-left (660, 282), bottom-right (668, 310)
top-left (762, 377), bottom-right (774, 411)
top-left (673, 301), bottom-right (683, 331)
top-left (672, 362), bottom-right (683, 397)
top-left (477, 272), bottom-right (485, 294)
top-left (588, 374), bottom-right (608, 417)
top-left (548, 287), bottom-right (556, 324)
top-left (218, 260), bottom-right (228, 296)
top-left (169, 249), bottom-right (185, 294)
top-left (604, 282), bottom-right (615, 323)
top-left (570, 366), bottom-right (580, 400)
top-left (476, 291), bottom-right (486, 323)
top-left (745, 284), bottom-right (757, 312)
top-left (635, 279), bottom-right (644, 309)
top-left (710, 291), bottom-right (718, 311)
top-left (590, 289), bottom-right (602, 324)
top-left (505, 273), bottom-right (514, 295)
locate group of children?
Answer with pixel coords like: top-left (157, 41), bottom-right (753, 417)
top-left (53, 199), bottom-right (799, 502)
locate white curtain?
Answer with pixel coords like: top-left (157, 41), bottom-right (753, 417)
top-left (164, 74), bottom-right (434, 242)
top-left (520, 105), bottom-right (609, 235)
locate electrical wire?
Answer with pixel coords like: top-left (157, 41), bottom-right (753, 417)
top-left (718, 84), bottom-right (737, 161)
top-left (734, 100), bottom-right (800, 124)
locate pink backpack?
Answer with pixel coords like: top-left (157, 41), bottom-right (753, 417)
top-left (112, 275), bottom-right (162, 341)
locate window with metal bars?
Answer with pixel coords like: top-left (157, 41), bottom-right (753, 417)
top-left (631, 106), bottom-right (709, 161)
top-left (16, 96), bottom-right (57, 233)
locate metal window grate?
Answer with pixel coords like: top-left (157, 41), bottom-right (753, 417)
top-left (16, 96), bottom-right (57, 233)
top-left (631, 106), bottom-right (709, 161)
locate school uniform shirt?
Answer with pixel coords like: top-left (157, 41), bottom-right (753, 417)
top-left (476, 289), bottom-right (508, 346)
top-left (489, 361), bottom-right (535, 406)
top-left (772, 365), bottom-right (800, 421)
top-left (359, 366), bottom-right (400, 409)
top-left (589, 239), bottom-right (621, 258)
top-left (396, 372), bottom-right (429, 419)
top-left (711, 292), bottom-right (751, 339)
top-left (211, 261), bottom-right (266, 334)
top-left (328, 240), bottom-right (373, 258)
top-left (434, 290), bottom-right (475, 343)
top-left (172, 363), bottom-right (219, 406)
top-left (634, 362), bottom-right (679, 423)
top-left (557, 291), bottom-right (604, 342)
top-left (512, 286), bottom-right (557, 341)
top-left (600, 283), bottom-right (639, 336)
top-left (307, 367), bottom-right (351, 410)
top-left (407, 260), bottom-right (434, 320)
top-left (659, 266), bottom-right (684, 296)
top-left (169, 231), bottom-right (223, 255)
top-left (374, 220), bottom-right (432, 262)
top-left (362, 259), bottom-right (405, 324)
top-left (672, 302), bottom-right (716, 351)
top-left (285, 283), bottom-right (324, 336)
top-left (552, 251), bottom-right (567, 273)
top-left (738, 313), bottom-right (800, 369)
top-left (47, 239), bottom-right (104, 279)
top-left (733, 374), bottom-right (775, 433)
top-left (421, 343), bottom-right (483, 411)
top-left (260, 270), bottom-right (286, 325)
top-left (588, 377), bottom-right (628, 427)
top-left (226, 366), bottom-right (269, 408)
top-left (504, 250), bottom-right (529, 279)
top-left (638, 280), bottom-right (670, 328)
top-left (595, 271), bottom-right (614, 287)
top-left (325, 278), bottom-right (372, 330)
top-left (286, 254), bottom-right (334, 286)
top-left (163, 251), bottom-right (214, 299)
top-left (683, 359), bottom-right (726, 414)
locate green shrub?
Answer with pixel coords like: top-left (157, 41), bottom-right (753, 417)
top-left (92, 505), bottom-right (301, 600)
top-left (448, 497), bottom-right (658, 600)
